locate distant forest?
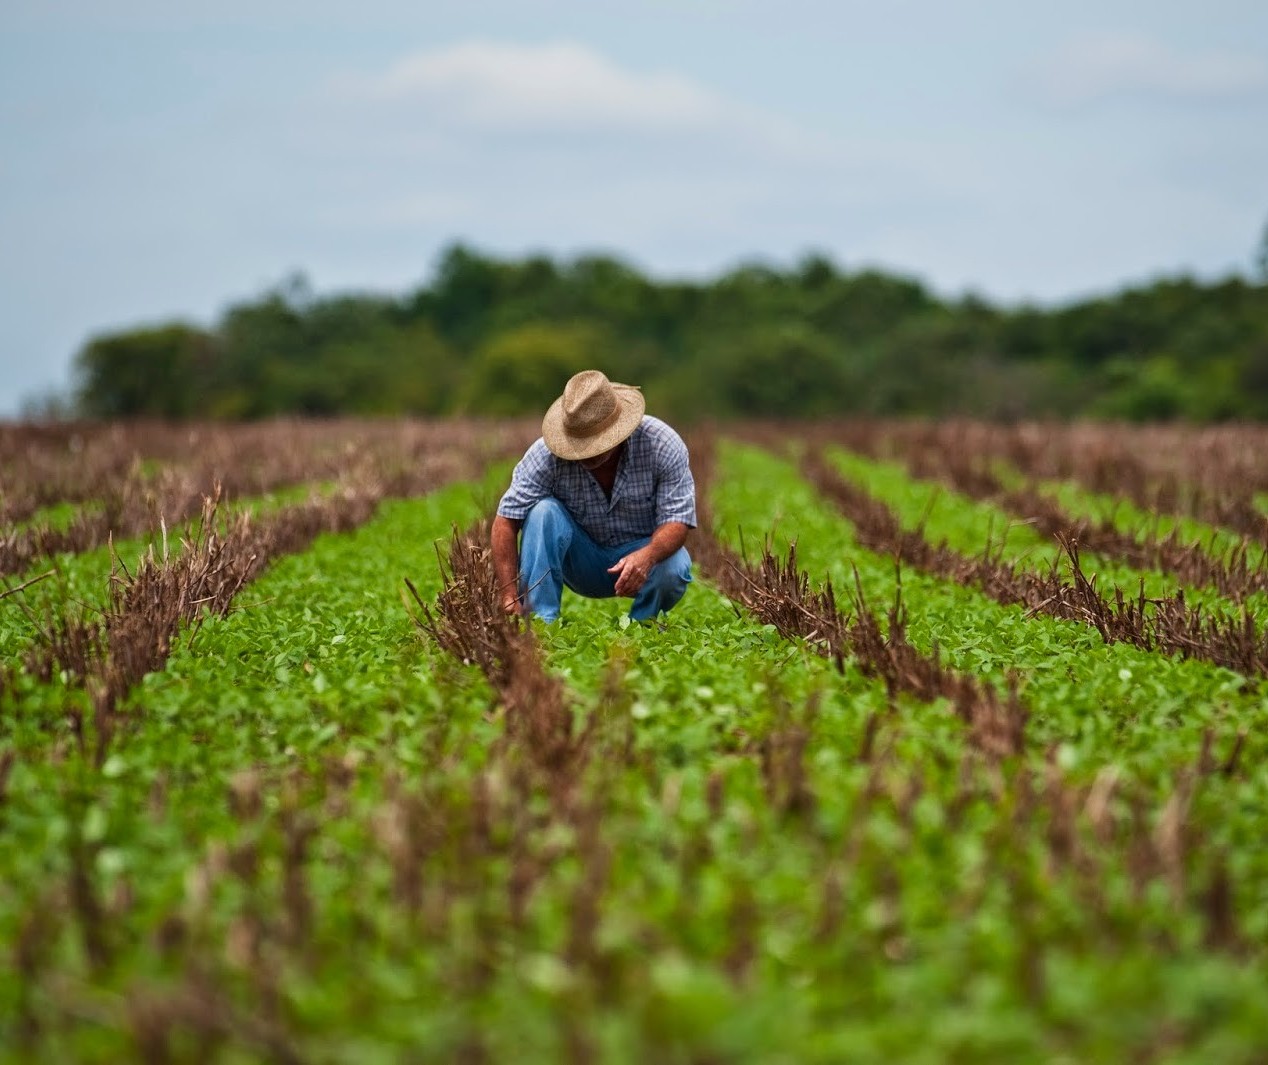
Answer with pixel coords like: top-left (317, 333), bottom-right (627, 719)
top-left (72, 244), bottom-right (1268, 423)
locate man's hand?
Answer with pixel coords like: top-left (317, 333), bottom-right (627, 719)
top-left (492, 514), bottom-right (524, 616)
top-left (608, 546), bottom-right (657, 597)
top-left (609, 523), bottom-right (690, 599)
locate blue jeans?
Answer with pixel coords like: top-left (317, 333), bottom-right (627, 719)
top-left (518, 498), bottom-right (692, 622)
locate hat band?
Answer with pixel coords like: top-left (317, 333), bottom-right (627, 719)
top-left (566, 403), bottom-right (622, 438)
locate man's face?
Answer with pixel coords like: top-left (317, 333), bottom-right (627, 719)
top-left (579, 446), bottom-right (619, 470)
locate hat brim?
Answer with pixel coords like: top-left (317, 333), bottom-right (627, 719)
top-left (541, 383), bottom-right (646, 460)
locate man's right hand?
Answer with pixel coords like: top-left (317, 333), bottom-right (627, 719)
top-left (492, 514), bottom-right (525, 618)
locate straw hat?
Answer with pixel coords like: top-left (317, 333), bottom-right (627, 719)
top-left (542, 370), bottom-right (645, 460)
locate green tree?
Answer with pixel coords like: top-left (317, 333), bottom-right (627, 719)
top-left (458, 322), bottom-right (613, 416)
top-left (68, 245), bottom-right (1268, 423)
top-left (318, 321), bottom-right (458, 415)
top-left (1093, 356), bottom-right (1189, 421)
top-left (684, 322), bottom-right (850, 418)
top-left (421, 244), bottom-right (505, 348)
top-left (212, 288), bottom-right (307, 417)
top-left (74, 323), bottom-right (212, 418)
top-left (1238, 336), bottom-right (1268, 418)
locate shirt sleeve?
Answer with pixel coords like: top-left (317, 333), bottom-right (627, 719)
top-left (653, 427), bottom-right (698, 528)
top-left (496, 439), bottom-right (557, 521)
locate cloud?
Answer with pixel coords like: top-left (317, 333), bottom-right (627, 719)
top-left (353, 39), bottom-right (733, 132)
top-left (304, 39), bottom-right (997, 277)
top-left (324, 38), bottom-right (959, 199)
top-left (1032, 32), bottom-right (1268, 107)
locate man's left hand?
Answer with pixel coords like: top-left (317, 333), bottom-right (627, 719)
top-left (608, 547), bottom-right (656, 597)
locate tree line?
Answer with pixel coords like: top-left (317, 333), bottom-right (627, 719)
top-left (72, 244), bottom-right (1268, 423)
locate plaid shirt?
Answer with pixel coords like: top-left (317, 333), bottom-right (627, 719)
top-left (496, 416), bottom-right (697, 547)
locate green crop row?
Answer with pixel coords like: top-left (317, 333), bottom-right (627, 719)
top-left (2, 444), bottom-right (1268, 1062)
top-left (1035, 479), bottom-right (1266, 568)
top-left (824, 445), bottom-right (1268, 620)
top-left (717, 443), bottom-right (1268, 770)
top-left (0, 471), bottom-right (507, 1056)
top-left (0, 480), bottom-right (354, 665)
top-left (712, 444), bottom-right (1268, 912)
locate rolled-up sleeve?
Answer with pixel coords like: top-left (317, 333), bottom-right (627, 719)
top-left (654, 433), bottom-right (697, 529)
top-left (496, 440), bottom-right (556, 521)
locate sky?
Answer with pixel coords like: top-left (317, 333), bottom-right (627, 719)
top-left (2, 0), bottom-right (1266, 416)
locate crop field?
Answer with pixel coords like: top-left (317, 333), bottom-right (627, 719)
top-left (3, 418), bottom-right (1268, 1063)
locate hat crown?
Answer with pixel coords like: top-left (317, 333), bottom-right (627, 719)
top-left (562, 371), bottom-right (619, 437)
top-left (541, 368), bottom-right (645, 460)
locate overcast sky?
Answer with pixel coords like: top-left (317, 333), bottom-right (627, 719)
top-left (2, 0), bottom-right (1266, 415)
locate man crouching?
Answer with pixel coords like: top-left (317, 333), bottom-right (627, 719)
top-left (492, 370), bottom-right (696, 623)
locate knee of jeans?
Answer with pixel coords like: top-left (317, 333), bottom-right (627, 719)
top-left (523, 497), bottom-right (568, 532)
top-left (655, 548), bottom-right (693, 590)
